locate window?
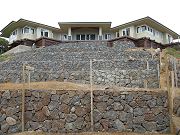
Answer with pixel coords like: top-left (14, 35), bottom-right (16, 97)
top-left (150, 28), bottom-right (153, 33)
top-left (12, 30), bottom-right (17, 35)
top-left (105, 34), bottom-right (108, 40)
top-left (41, 29), bottom-right (49, 37)
top-left (116, 32), bottom-right (119, 38)
top-left (137, 27), bottom-right (140, 33)
top-left (41, 30), bottom-right (44, 36)
top-left (63, 35), bottom-right (67, 40)
top-left (44, 32), bottom-right (48, 37)
top-left (104, 34), bottom-right (111, 40)
top-left (168, 35), bottom-right (172, 43)
top-left (122, 28), bottom-right (130, 36)
top-left (91, 34), bottom-right (95, 40)
top-left (123, 31), bottom-right (126, 36)
top-left (76, 35), bottom-right (80, 40)
top-left (68, 36), bottom-right (72, 40)
top-left (86, 34), bottom-right (90, 40)
top-left (81, 34), bottom-right (85, 40)
top-left (31, 28), bottom-right (35, 34)
top-left (22, 27), bottom-right (35, 34)
top-left (76, 34), bottom-right (96, 40)
top-left (127, 28), bottom-right (130, 36)
top-left (76, 34), bottom-right (87, 40)
top-left (86, 34), bottom-right (95, 40)
top-left (24, 27), bottom-right (30, 33)
top-left (141, 26), bottom-right (147, 32)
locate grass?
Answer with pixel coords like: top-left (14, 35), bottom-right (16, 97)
top-left (165, 47), bottom-right (180, 59)
top-left (0, 54), bottom-right (11, 62)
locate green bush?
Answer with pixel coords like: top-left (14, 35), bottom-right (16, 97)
top-left (0, 54), bottom-right (11, 62)
top-left (165, 47), bottom-right (180, 58)
top-left (0, 37), bottom-right (9, 53)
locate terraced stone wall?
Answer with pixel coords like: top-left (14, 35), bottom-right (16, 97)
top-left (0, 41), bottom-right (160, 88)
top-left (25, 90), bottom-right (91, 132)
top-left (0, 91), bottom-right (22, 135)
top-left (93, 90), bottom-right (170, 133)
top-left (0, 89), bottom-right (170, 134)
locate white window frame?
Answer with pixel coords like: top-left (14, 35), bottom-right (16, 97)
top-left (136, 25), bottom-right (148, 33)
top-left (41, 29), bottom-right (49, 37)
top-left (24, 27), bottom-right (30, 34)
top-left (76, 34), bottom-right (86, 40)
top-left (63, 34), bottom-right (67, 40)
top-left (141, 25), bottom-right (147, 32)
top-left (104, 33), bottom-right (111, 40)
top-left (168, 35), bottom-right (173, 43)
top-left (22, 26), bottom-right (35, 34)
top-left (122, 28), bottom-right (130, 36)
top-left (12, 29), bottom-right (17, 36)
top-left (30, 28), bottom-right (35, 34)
top-left (76, 34), bottom-right (96, 41)
top-left (136, 27), bottom-right (141, 33)
top-left (116, 32), bottom-right (120, 38)
top-left (86, 34), bottom-right (96, 40)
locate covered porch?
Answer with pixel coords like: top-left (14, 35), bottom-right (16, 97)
top-left (58, 22), bottom-right (112, 41)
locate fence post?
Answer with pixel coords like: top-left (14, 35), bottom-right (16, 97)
top-left (157, 63), bottom-right (160, 88)
top-left (90, 59), bottom-right (93, 131)
top-left (22, 63), bottom-right (25, 132)
top-left (165, 55), bottom-right (174, 133)
top-left (173, 57), bottom-right (178, 88)
top-left (144, 80), bottom-right (148, 89)
top-left (28, 71), bottom-right (31, 90)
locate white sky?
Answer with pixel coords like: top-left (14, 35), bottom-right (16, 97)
top-left (1, 0), bottom-right (180, 35)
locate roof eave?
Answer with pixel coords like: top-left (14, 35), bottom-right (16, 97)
top-left (111, 16), bottom-right (179, 39)
top-left (1, 19), bottom-right (61, 38)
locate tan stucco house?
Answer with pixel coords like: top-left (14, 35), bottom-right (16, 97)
top-left (0, 16), bottom-right (179, 48)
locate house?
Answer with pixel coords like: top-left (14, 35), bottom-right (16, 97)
top-left (0, 16), bottom-right (179, 48)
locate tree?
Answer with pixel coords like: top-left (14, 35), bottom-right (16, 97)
top-left (0, 37), bottom-right (9, 54)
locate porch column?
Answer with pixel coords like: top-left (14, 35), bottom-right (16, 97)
top-left (119, 29), bottom-right (121, 37)
top-left (68, 27), bottom-right (72, 40)
top-left (98, 27), bottom-right (103, 40)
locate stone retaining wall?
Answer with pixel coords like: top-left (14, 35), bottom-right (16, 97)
top-left (0, 89), bottom-right (170, 134)
top-left (0, 91), bottom-right (22, 134)
top-left (25, 90), bottom-right (91, 132)
top-left (0, 41), bottom-right (160, 88)
top-left (0, 58), bottom-right (159, 88)
top-left (93, 90), bottom-right (169, 133)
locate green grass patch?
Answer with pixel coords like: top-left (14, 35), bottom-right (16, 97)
top-left (165, 47), bottom-right (180, 58)
top-left (0, 54), bottom-right (11, 62)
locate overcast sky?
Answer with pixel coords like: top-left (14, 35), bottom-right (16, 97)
top-left (1, 0), bottom-right (180, 35)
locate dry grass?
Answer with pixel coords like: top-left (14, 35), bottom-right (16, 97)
top-left (174, 88), bottom-right (180, 98)
top-left (12, 131), bottom-right (174, 135)
top-left (173, 116), bottom-right (180, 130)
top-left (0, 81), bottom-right (92, 91)
top-left (0, 81), bottom-right (167, 92)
